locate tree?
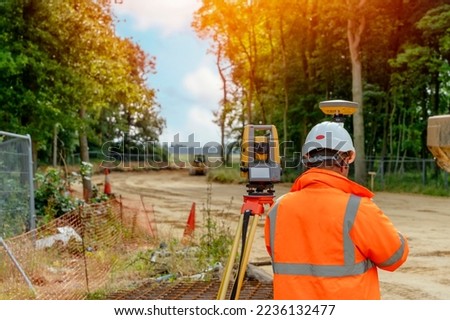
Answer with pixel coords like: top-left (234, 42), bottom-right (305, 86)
top-left (346, 0), bottom-right (367, 185)
top-left (193, 0), bottom-right (450, 178)
top-left (389, 3), bottom-right (450, 165)
top-left (0, 0), bottom-right (164, 200)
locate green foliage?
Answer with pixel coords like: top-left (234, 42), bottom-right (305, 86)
top-left (34, 167), bottom-right (83, 223)
top-left (34, 164), bottom-right (111, 223)
top-left (196, 216), bottom-right (233, 268)
top-left (193, 0), bottom-right (450, 170)
top-left (0, 177), bottom-right (30, 238)
top-left (280, 167), bottom-right (301, 183)
top-left (85, 290), bottom-right (108, 300)
top-left (80, 161), bottom-right (93, 180)
top-left (0, 0), bottom-right (165, 164)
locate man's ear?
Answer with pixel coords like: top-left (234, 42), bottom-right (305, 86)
top-left (347, 151), bottom-right (356, 164)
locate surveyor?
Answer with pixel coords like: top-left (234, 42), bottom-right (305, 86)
top-left (264, 121), bottom-right (409, 299)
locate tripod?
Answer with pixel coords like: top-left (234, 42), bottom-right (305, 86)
top-left (216, 192), bottom-right (274, 300)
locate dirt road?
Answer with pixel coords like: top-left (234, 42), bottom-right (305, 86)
top-left (93, 169), bottom-right (450, 300)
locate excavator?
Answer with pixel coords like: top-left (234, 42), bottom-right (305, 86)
top-left (188, 154), bottom-right (208, 176)
top-left (427, 115), bottom-right (450, 172)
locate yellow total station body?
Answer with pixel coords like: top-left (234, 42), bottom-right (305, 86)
top-left (240, 124), bottom-right (281, 194)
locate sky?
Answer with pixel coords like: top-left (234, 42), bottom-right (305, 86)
top-left (111, 0), bottom-right (222, 148)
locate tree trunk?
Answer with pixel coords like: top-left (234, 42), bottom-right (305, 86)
top-left (53, 123), bottom-right (59, 167)
top-left (278, 14), bottom-right (289, 147)
top-left (347, 0), bottom-right (367, 186)
top-left (79, 107), bottom-right (92, 201)
top-left (217, 44), bottom-right (227, 163)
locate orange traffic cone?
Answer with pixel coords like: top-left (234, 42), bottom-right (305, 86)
top-left (104, 168), bottom-right (112, 195)
top-left (183, 202), bottom-right (196, 239)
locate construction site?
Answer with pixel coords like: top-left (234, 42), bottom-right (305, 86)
top-left (0, 103), bottom-right (449, 301)
top-left (1, 112), bottom-right (450, 300)
top-left (1, 1), bottom-right (450, 303)
top-left (99, 167), bottom-right (450, 300)
top-left (79, 114), bottom-right (450, 300)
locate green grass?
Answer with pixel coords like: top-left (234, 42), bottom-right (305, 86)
top-left (373, 172), bottom-right (450, 196)
top-left (207, 167), bottom-right (244, 184)
top-left (206, 165), bottom-right (302, 185)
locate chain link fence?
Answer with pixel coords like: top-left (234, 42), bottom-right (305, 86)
top-left (0, 131), bottom-right (35, 238)
top-left (366, 157), bottom-right (449, 191)
top-left (282, 153), bottom-right (449, 193)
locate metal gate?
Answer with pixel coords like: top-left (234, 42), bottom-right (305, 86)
top-left (0, 131), bottom-right (35, 238)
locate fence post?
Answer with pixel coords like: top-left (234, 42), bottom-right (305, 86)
top-left (0, 237), bottom-right (36, 296)
top-left (26, 134), bottom-right (36, 231)
top-left (368, 172), bottom-right (376, 191)
top-left (422, 159), bottom-right (426, 186)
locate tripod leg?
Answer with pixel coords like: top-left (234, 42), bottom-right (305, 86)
top-left (233, 214), bottom-right (260, 300)
top-left (217, 214), bottom-right (244, 300)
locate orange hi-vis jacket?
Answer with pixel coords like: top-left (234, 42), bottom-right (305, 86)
top-left (264, 168), bottom-right (409, 300)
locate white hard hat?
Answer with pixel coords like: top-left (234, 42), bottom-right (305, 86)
top-left (302, 121), bottom-right (355, 156)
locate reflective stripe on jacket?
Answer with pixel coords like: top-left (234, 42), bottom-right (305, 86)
top-left (264, 168), bottom-right (409, 300)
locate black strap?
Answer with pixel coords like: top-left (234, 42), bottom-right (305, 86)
top-left (229, 209), bottom-right (252, 299)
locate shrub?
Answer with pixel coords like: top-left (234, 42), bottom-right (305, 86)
top-left (34, 167), bottom-right (83, 223)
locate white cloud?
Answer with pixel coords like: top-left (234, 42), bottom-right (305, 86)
top-left (157, 64), bottom-right (222, 146)
top-left (183, 65), bottom-right (222, 108)
top-left (158, 105), bottom-right (220, 147)
top-left (180, 64), bottom-right (222, 145)
top-left (186, 105), bottom-right (221, 144)
top-left (113, 0), bottom-right (202, 35)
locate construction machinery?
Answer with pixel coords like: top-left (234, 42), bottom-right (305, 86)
top-left (427, 115), bottom-right (450, 173)
top-left (188, 154), bottom-right (208, 176)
